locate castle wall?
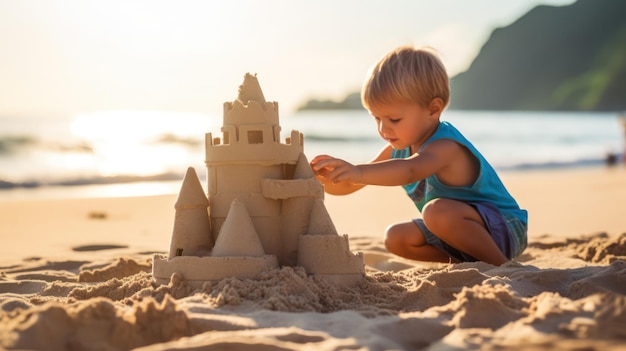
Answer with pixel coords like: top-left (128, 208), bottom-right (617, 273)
top-left (205, 132), bottom-right (303, 165)
top-left (208, 165), bottom-right (282, 197)
top-left (280, 196), bottom-right (313, 266)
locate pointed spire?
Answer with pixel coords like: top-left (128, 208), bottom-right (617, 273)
top-left (307, 199), bottom-right (338, 235)
top-left (293, 153), bottom-right (315, 179)
top-left (238, 73), bottom-right (266, 105)
top-left (175, 167), bottom-right (209, 210)
top-left (169, 167), bottom-right (212, 258)
top-left (212, 199), bottom-right (266, 257)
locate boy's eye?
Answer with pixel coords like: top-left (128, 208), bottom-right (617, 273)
top-left (389, 118), bottom-right (401, 123)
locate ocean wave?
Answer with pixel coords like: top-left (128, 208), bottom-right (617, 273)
top-left (497, 156), bottom-right (618, 171)
top-left (0, 134), bottom-right (94, 155)
top-left (0, 131), bottom-right (206, 156)
top-left (0, 172), bottom-right (186, 190)
top-left (149, 133), bottom-right (203, 148)
top-left (0, 135), bottom-right (38, 154)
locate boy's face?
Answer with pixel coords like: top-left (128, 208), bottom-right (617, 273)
top-left (368, 101), bottom-right (439, 151)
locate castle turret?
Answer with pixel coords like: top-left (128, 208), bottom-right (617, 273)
top-left (238, 72), bottom-right (266, 104)
top-left (306, 198), bottom-right (339, 236)
top-left (168, 167), bottom-right (212, 258)
top-left (204, 73), bottom-right (304, 258)
top-left (211, 199), bottom-right (265, 257)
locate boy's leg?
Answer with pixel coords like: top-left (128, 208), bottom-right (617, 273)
top-left (422, 198), bottom-right (508, 265)
top-left (385, 221), bottom-right (455, 263)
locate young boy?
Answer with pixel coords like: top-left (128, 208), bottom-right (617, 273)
top-left (310, 46), bottom-right (527, 265)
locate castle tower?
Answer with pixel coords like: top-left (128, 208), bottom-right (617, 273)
top-left (168, 167), bottom-right (212, 258)
top-left (204, 73), bottom-right (303, 258)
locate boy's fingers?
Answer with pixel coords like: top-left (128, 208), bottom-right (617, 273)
top-left (327, 165), bottom-right (349, 183)
top-left (311, 154), bottom-right (331, 164)
top-left (316, 158), bottom-right (343, 168)
top-left (312, 159), bottom-right (333, 171)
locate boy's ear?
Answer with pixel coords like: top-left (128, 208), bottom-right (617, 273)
top-left (428, 98), bottom-right (444, 116)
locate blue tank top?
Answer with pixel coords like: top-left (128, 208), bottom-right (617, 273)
top-left (391, 121), bottom-right (528, 224)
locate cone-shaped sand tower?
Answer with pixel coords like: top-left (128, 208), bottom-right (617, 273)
top-left (211, 199), bottom-right (265, 257)
top-left (168, 167), bottom-right (212, 258)
top-left (153, 73), bottom-right (363, 287)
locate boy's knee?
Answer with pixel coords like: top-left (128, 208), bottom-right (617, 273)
top-left (422, 199), bottom-right (456, 232)
top-left (422, 198), bottom-right (450, 219)
top-left (384, 224), bottom-right (403, 252)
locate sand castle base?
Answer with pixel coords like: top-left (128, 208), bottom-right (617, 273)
top-left (152, 254), bottom-right (279, 287)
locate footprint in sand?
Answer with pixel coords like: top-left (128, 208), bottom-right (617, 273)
top-left (72, 244), bottom-right (129, 252)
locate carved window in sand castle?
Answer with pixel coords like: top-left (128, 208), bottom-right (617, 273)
top-left (240, 125), bottom-right (275, 145)
top-left (247, 130), bottom-right (263, 144)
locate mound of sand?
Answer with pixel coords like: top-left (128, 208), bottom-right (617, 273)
top-left (1, 232), bottom-right (625, 350)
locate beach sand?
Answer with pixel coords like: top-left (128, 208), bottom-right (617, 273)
top-left (1, 167), bottom-right (625, 350)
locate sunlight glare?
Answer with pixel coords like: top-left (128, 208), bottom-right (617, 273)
top-left (70, 110), bottom-right (216, 176)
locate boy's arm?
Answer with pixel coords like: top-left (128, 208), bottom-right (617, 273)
top-left (317, 140), bottom-right (458, 186)
top-left (358, 151), bottom-right (442, 185)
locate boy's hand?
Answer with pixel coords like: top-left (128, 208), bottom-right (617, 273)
top-left (310, 155), bottom-right (333, 181)
top-left (310, 155), bottom-right (363, 184)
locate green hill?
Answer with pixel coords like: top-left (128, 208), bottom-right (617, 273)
top-left (297, 92), bottom-right (362, 111)
top-left (449, 0), bottom-right (626, 111)
top-left (299, 0), bottom-right (626, 112)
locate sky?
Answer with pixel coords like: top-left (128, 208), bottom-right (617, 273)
top-left (0, 0), bottom-right (576, 119)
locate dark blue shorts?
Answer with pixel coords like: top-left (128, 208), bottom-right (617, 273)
top-left (413, 201), bottom-right (526, 262)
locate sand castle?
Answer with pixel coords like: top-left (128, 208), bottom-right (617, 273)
top-left (152, 73), bottom-right (364, 287)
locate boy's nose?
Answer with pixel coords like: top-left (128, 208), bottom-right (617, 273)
top-left (378, 121), bottom-right (390, 134)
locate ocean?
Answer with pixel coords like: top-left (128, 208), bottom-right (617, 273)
top-left (0, 109), bottom-right (623, 199)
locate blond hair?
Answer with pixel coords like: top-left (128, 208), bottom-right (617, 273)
top-left (361, 46), bottom-right (450, 111)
